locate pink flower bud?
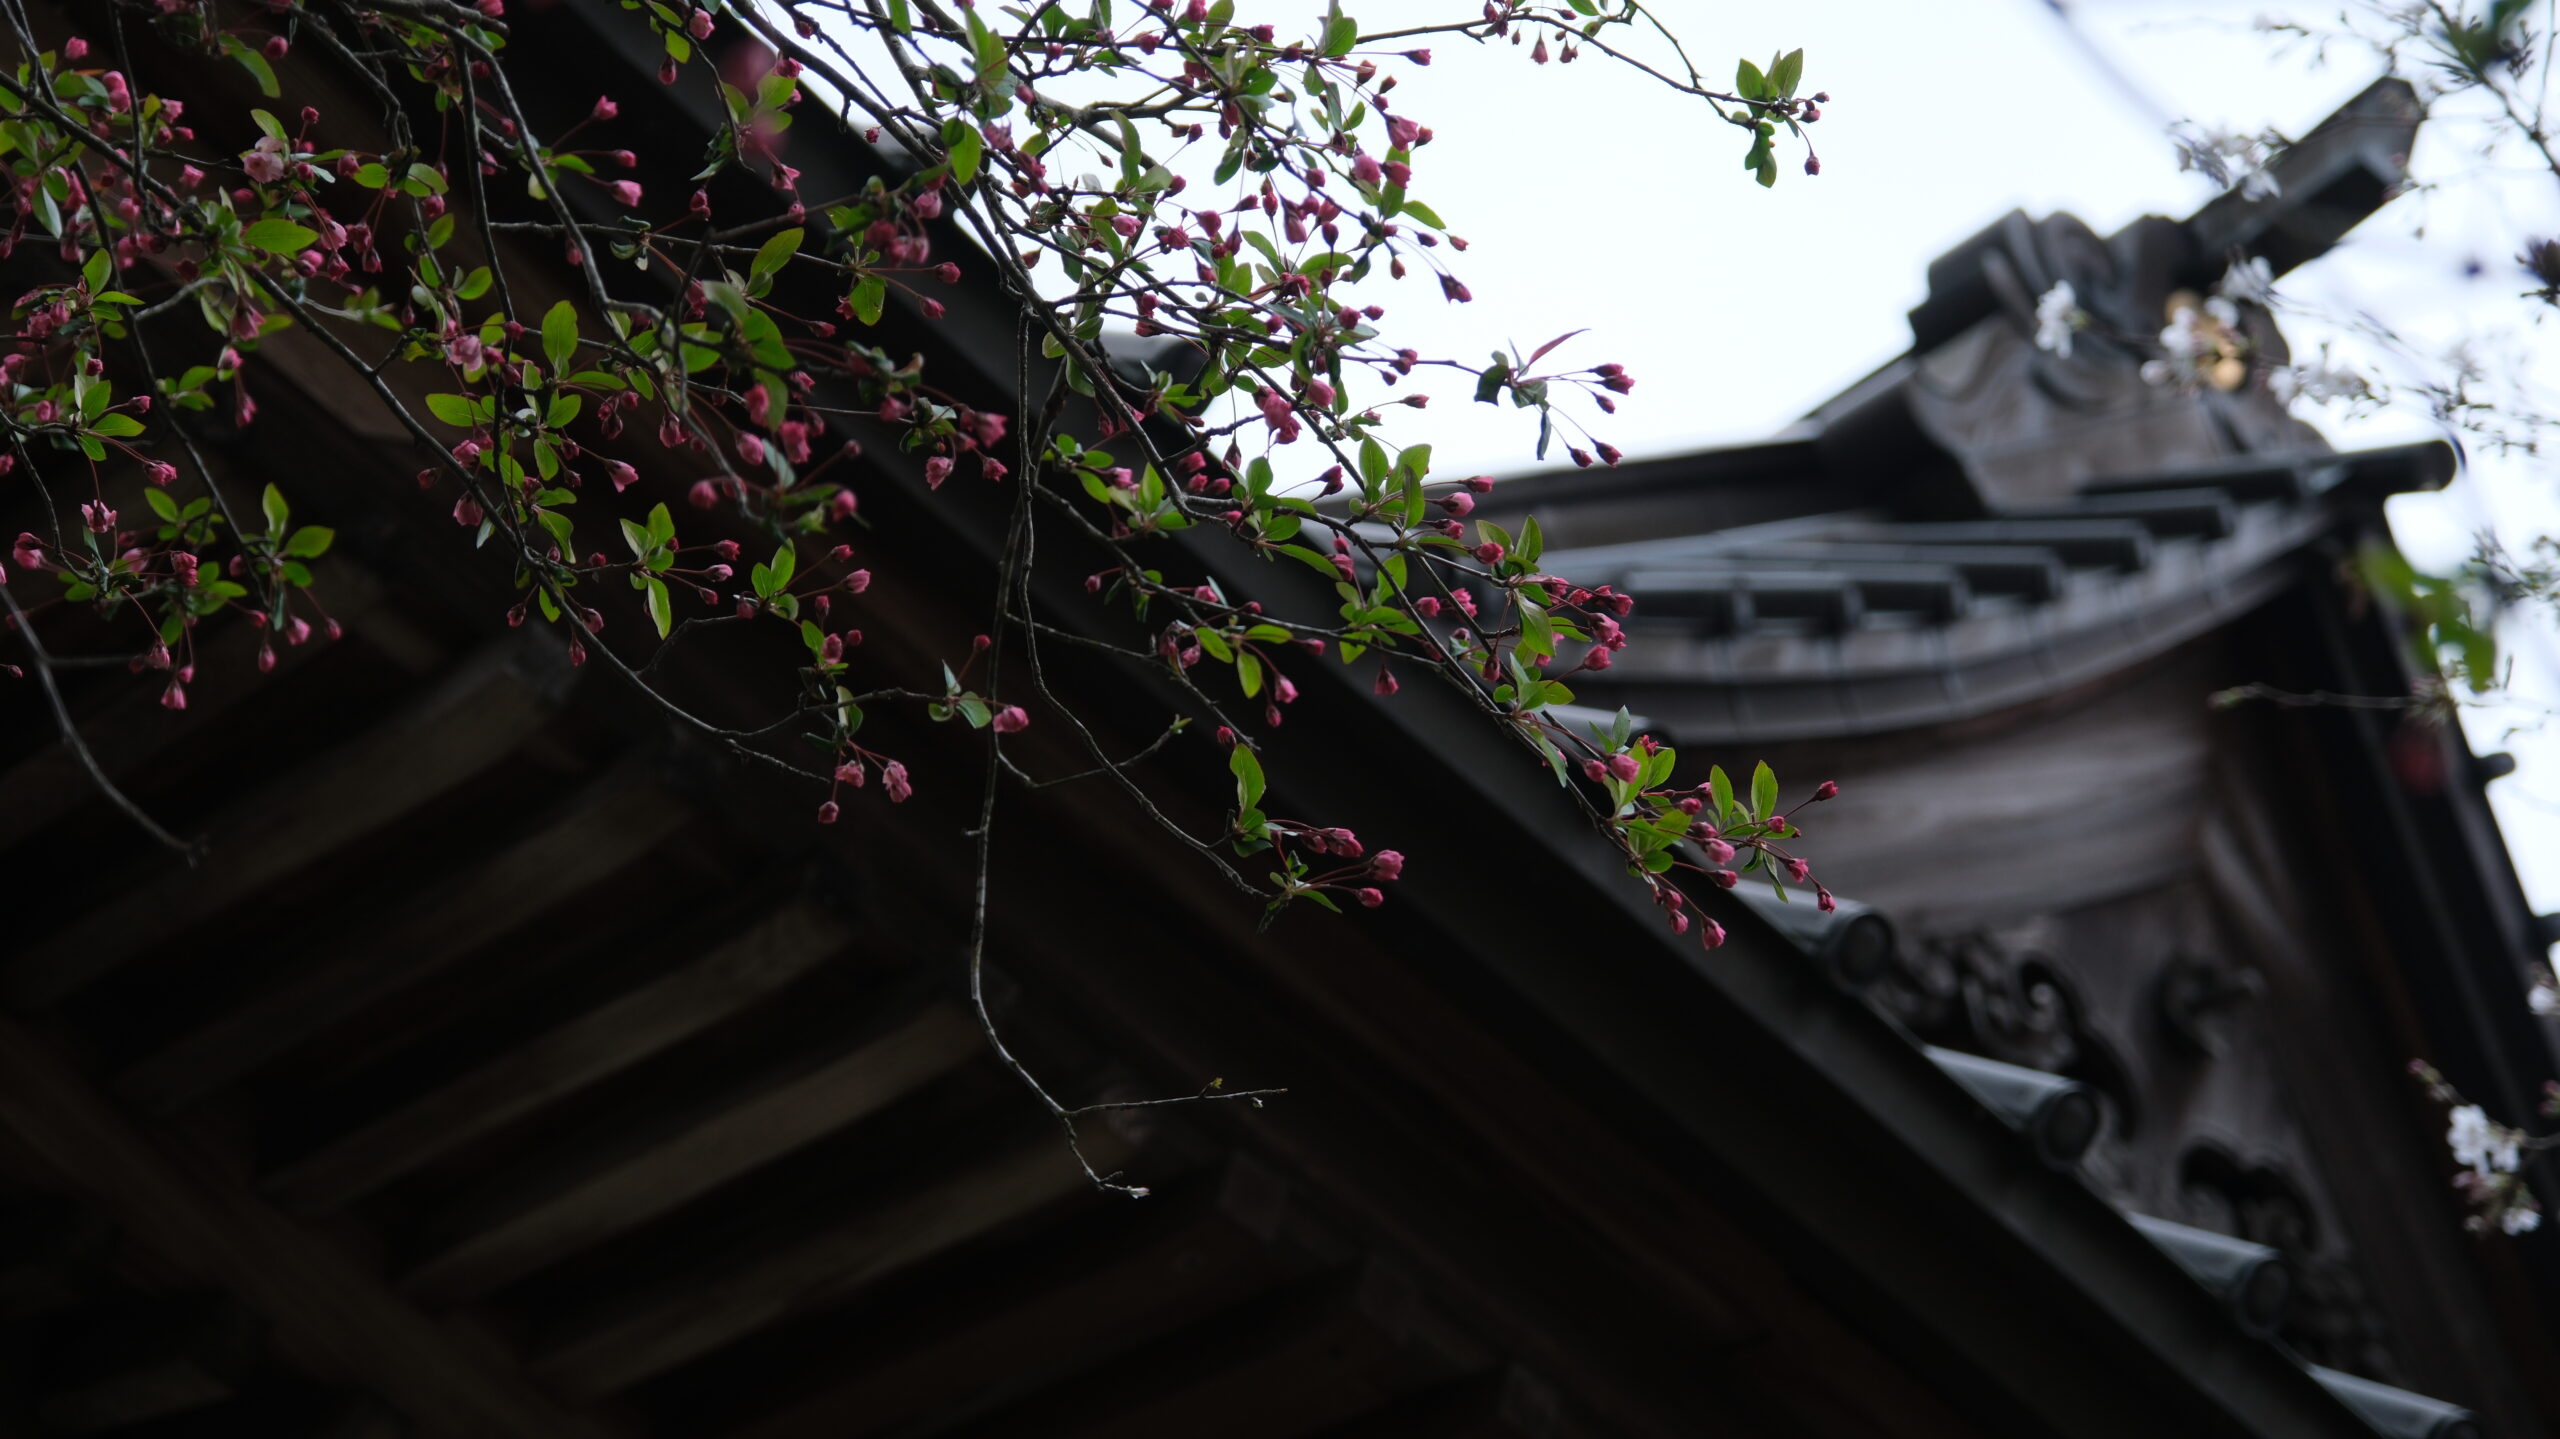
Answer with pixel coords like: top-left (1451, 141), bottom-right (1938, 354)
top-left (883, 760), bottom-right (912, 802)
top-left (686, 6), bottom-right (714, 38)
top-left (1700, 919), bottom-right (1727, 950)
top-left (816, 800), bottom-right (839, 823)
top-left (1582, 759), bottom-right (1609, 783)
top-left (1357, 887), bottom-right (1385, 908)
top-left (1702, 839), bottom-right (1735, 865)
top-left (991, 705), bottom-right (1030, 733)
top-left (1371, 850), bottom-right (1405, 880)
top-left (1812, 780), bottom-right (1839, 801)
top-left (688, 478), bottom-right (719, 508)
top-left (609, 180), bottom-right (643, 207)
top-left (593, 96), bottom-right (620, 121)
top-left (1438, 491), bottom-right (1474, 516)
top-left (1607, 752), bottom-right (1641, 783)
top-left (1473, 541), bottom-right (1504, 564)
top-left (924, 455), bottom-right (954, 489)
top-left (605, 459), bottom-right (638, 491)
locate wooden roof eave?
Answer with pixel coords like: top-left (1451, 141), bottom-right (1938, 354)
top-left (507, 5), bottom-right (2411, 1433)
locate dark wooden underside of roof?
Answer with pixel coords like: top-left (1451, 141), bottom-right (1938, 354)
top-left (0, 3), bottom-right (2427, 1437)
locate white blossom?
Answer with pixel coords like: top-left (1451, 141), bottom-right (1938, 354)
top-left (2171, 122), bottom-right (2289, 201)
top-left (2531, 974), bottom-right (2560, 1016)
top-left (2448, 1103), bottom-right (2521, 1177)
top-left (2504, 1202), bottom-right (2544, 1235)
top-left (2033, 281), bottom-right (2079, 358)
top-left (2161, 305), bottom-right (2210, 359)
top-left (2218, 256), bottom-right (2277, 306)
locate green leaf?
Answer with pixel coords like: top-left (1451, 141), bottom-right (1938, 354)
top-left (946, 123), bottom-right (985, 186)
top-left (1751, 760), bottom-right (1778, 820)
top-left (848, 275), bottom-right (887, 326)
top-left (1238, 650), bottom-right (1264, 698)
top-left (647, 503), bottom-right (676, 547)
top-left (282, 525), bottom-right (334, 558)
top-left (1231, 743), bottom-right (1266, 811)
top-left (644, 576), bottom-right (672, 637)
top-left (230, 43), bottom-right (280, 98)
top-left (81, 248), bottom-right (111, 293)
top-left (424, 393), bottom-right (478, 427)
top-left (1709, 764), bottom-right (1734, 819)
top-left (767, 541), bottom-right (797, 591)
top-left (89, 413), bottom-right (144, 437)
top-left (750, 227), bottom-right (805, 288)
top-left (1735, 57), bottom-right (1768, 100)
top-left (261, 484), bottom-right (289, 537)
top-left (541, 299), bottom-right (579, 373)
top-left (1769, 47), bottom-right (1805, 98)
top-left (143, 487), bottom-right (181, 522)
top-left (1323, 14), bottom-right (1359, 57)
top-left (620, 517), bottom-right (653, 559)
top-left (241, 218), bottom-right (318, 254)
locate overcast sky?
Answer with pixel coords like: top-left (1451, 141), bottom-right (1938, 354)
top-left (1351, 0), bottom-right (2560, 935)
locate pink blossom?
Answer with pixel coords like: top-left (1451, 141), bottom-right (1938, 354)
top-left (242, 139), bottom-right (286, 185)
top-left (1606, 753), bottom-right (1641, 783)
top-left (924, 455), bottom-right (954, 489)
top-left (593, 96), bottom-right (620, 121)
top-left (605, 459), bottom-right (638, 491)
top-left (816, 800), bottom-right (839, 823)
top-left (686, 6), bottom-right (714, 38)
top-left (991, 705), bottom-right (1029, 733)
top-left (453, 495), bottom-right (483, 527)
top-left (609, 180), bottom-right (642, 207)
top-left (1371, 850), bottom-right (1405, 880)
top-left (883, 760), bottom-right (912, 802)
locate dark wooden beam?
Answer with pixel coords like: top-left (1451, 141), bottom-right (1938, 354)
top-left (5, 634), bottom-right (573, 1008)
top-left (531, 1123), bottom-right (1134, 1399)
top-left (0, 568), bottom-right (445, 857)
top-left (728, 1176), bottom-right (1297, 1439)
top-left (405, 1002), bottom-right (981, 1302)
top-left (0, 1014), bottom-right (613, 1438)
top-left (116, 767), bottom-right (688, 1115)
top-left (262, 902), bottom-right (848, 1215)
